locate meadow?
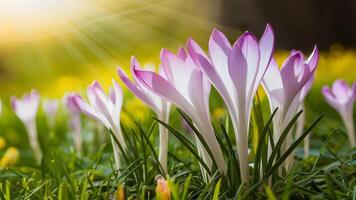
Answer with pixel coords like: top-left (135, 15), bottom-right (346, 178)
top-left (0, 1), bottom-right (355, 199)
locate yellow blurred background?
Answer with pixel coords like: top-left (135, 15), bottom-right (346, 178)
top-left (0, 0), bottom-right (354, 99)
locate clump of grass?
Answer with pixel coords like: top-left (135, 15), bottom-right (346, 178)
top-left (0, 96), bottom-right (354, 199)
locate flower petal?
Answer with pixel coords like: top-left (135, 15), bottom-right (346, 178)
top-left (118, 67), bottom-right (158, 110)
top-left (322, 86), bottom-right (340, 110)
top-left (134, 68), bottom-right (194, 117)
top-left (258, 24), bottom-right (275, 72)
top-left (331, 80), bottom-right (350, 103)
top-left (262, 58), bottom-right (283, 109)
top-left (228, 43), bottom-right (248, 101)
top-left (112, 79), bottom-right (123, 124)
top-left (188, 38), bottom-right (235, 110)
top-left (235, 32), bottom-right (260, 98)
top-left (305, 45), bottom-right (319, 71)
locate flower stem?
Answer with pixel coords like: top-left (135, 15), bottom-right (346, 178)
top-left (342, 113), bottom-right (355, 147)
top-left (158, 112), bottom-right (169, 174)
top-left (26, 120), bottom-right (42, 164)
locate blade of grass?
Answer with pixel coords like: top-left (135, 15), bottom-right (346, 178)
top-left (177, 109), bottom-right (219, 172)
top-left (265, 115), bottom-right (323, 178)
top-left (154, 117), bottom-right (212, 176)
top-left (212, 179), bottom-right (222, 200)
top-left (134, 121), bottom-right (166, 176)
top-left (252, 108), bottom-right (278, 184)
top-left (267, 110), bottom-right (303, 170)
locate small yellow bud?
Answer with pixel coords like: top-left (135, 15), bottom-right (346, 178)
top-left (155, 176), bottom-right (170, 200)
top-left (0, 147), bottom-right (19, 169)
top-left (116, 184), bottom-right (125, 200)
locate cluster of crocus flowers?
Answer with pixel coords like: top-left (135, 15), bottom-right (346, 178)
top-left (11, 90), bottom-right (42, 163)
top-left (64, 93), bottom-right (83, 152)
top-left (262, 47), bottom-right (319, 168)
top-left (7, 24), bottom-right (324, 185)
top-left (72, 80), bottom-right (126, 170)
top-left (322, 80), bottom-right (356, 147)
top-left (118, 57), bottom-right (171, 174)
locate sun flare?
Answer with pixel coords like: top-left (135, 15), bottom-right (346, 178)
top-left (0, 0), bottom-right (111, 43)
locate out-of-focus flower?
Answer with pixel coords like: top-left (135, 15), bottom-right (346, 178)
top-left (262, 47), bottom-right (319, 168)
top-left (119, 56), bottom-right (171, 174)
top-left (63, 93), bottom-right (82, 152)
top-left (125, 98), bottom-right (149, 121)
top-left (155, 176), bottom-right (171, 200)
top-left (0, 147), bottom-right (19, 169)
top-left (188, 24), bottom-right (274, 183)
top-left (42, 99), bottom-right (59, 128)
top-left (134, 48), bottom-right (226, 177)
top-left (0, 137), bottom-right (6, 150)
top-left (0, 99), bottom-right (2, 116)
top-left (11, 90), bottom-right (42, 163)
top-left (212, 108), bottom-right (226, 121)
top-left (73, 80), bottom-right (126, 170)
top-left (322, 80), bottom-right (356, 147)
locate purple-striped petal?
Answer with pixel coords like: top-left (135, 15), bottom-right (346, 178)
top-left (118, 67), bottom-right (157, 110)
top-left (228, 43), bottom-right (248, 100)
top-left (235, 32), bottom-right (261, 98)
top-left (134, 68), bottom-right (194, 117)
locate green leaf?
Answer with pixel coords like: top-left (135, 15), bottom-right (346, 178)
top-left (264, 184), bottom-right (277, 200)
top-left (212, 179), bottom-right (222, 200)
top-left (154, 117), bottom-right (212, 176)
top-left (265, 114), bottom-right (323, 178)
top-left (267, 110), bottom-right (303, 171)
top-left (252, 108), bottom-right (278, 184)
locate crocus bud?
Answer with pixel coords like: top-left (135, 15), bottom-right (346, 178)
top-left (73, 80), bottom-right (126, 170)
top-left (119, 57), bottom-right (171, 174)
top-left (63, 93), bottom-right (82, 152)
top-left (11, 90), bottom-right (42, 163)
top-left (115, 184), bottom-right (125, 200)
top-left (42, 99), bottom-right (59, 128)
top-left (155, 176), bottom-right (171, 200)
top-left (322, 80), bottom-right (356, 147)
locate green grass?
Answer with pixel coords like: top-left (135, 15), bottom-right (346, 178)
top-left (0, 92), bottom-right (355, 200)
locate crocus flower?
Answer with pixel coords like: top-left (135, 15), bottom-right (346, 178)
top-left (42, 99), bottom-right (59, 128)
top-left (134, 48), bottom-right (226, 177)
top-left (322, 80), bottom-right (356, 147)
top-left (11, 90), bottom-right (42, 163)
top-left (118, 57), bottom-right (171, 174)
top-left (262, 47), bottom-right (319, 168)
top-left (295, 51), bottom-right (318, 157)
top-left (63, 93), bottom-right (82, 152)
top-left (73, 80), bottom-right (126, 170)
top-left (188, 24), bottom-right (274, 183)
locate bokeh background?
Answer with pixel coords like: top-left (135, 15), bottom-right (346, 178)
top-left (1, 0), bottom-right (355, 98)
